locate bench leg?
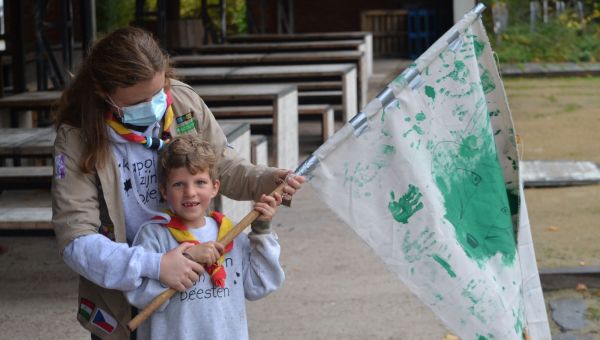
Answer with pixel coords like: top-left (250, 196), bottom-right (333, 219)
top-left (322, 108), bottom-right (335, 141)
top-left (342, 68), bottom-right (358, 122)
top-left (273, 90), bottom-right (298, 169)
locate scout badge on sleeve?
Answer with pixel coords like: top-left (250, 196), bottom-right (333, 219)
top-left (175, 111), bottom-right (196, 134)
top-left (55, 154), bottom-right (66, 180)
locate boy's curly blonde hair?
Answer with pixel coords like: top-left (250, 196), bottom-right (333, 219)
top-left (158, 134), bottom-right (218, 186)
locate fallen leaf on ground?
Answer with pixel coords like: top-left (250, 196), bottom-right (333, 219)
top-left (576, 283), bottom-right (588, 292)
top-left (443, 334), bottom-right (460, 340)
top-left (546, 226), bottom-right (559, 231)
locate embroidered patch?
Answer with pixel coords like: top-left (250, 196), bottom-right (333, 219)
top-left (78, 298), bottom-right (95, 321)
top-left (55, 154), bottom-right (66, 180)
top-left (175, 111), bottom-right (196, 134)
top-left (91, 308), bottom-right (117, 335)
top-left (176, 120), bottom-right (196, 134)
top-left (175, 111), bottom-right (193, 124)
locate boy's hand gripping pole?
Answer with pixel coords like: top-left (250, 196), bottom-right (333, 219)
top-left (127, 183), bottom-right (287, 332)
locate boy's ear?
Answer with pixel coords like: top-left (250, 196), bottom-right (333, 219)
top-left (211, 179), bottom-right (220, 198)
top-left (159, 184), bottom-right (167, 200)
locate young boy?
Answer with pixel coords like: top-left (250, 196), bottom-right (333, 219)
top-left (125, 134), bottom-right (285, 340)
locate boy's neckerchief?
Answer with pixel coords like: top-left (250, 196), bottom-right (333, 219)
top-left (105, 89), bottom-right (174, 150)
top-left (155, 210), bottom-right (234, 288)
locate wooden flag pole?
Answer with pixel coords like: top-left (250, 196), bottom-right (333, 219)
top-left (523, 328), bottom-right (532, 340)
top-left (127, 183), bottom-right (287, 331)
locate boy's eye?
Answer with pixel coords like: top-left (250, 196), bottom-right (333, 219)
top-left (172, 182), bottom-right (184, 188)
top-left (195, 180), bottom-right (207, 186)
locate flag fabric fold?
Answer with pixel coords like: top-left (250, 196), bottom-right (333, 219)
top-left (304, 7), bottom-right (550, 340)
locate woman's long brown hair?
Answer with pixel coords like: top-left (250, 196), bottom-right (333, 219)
top-left (54, 26), bottom-right (174, 173)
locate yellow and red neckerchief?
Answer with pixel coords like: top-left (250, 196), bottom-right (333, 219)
top-left (154, 210), bottom-right (234, 288)
top-left (105, 88), bottom-right (174, 150)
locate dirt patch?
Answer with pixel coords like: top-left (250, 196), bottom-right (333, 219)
top-left (505, 76), bottom-right (600, 268)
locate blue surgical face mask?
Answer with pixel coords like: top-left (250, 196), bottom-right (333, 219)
top-left (108, 89), bottom-right (167, 126)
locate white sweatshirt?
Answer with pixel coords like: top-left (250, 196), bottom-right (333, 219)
top-left (63, 123), bottom-right (168, 290)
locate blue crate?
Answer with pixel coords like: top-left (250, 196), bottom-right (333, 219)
top-left (408, 9), bottom-right (439, 60)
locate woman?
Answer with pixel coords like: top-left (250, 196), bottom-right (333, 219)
top-left (52, 27), bottom-right (302, 339)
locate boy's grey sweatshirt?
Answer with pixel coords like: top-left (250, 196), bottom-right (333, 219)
top-left (125, 216), bottom-right (284, 340)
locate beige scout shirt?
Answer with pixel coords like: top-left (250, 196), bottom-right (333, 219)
top-left (52, 79), bottom-right (279, 339)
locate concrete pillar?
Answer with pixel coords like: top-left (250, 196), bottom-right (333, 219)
top-left (454, 0), bottom-right (476, 23)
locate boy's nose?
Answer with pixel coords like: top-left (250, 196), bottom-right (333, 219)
top-left (184, 185), bottom-right (195, 196)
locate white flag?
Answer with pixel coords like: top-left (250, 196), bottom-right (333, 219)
top-left (300, 6), bottom-right (551, 339)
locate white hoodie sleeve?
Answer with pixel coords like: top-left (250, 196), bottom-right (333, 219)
top-left (125, 224), bottom-right (173, 312)
top-left (62, 233), bottom-right (162, 291)
top-left (243, 232), bottom-right (285, 301)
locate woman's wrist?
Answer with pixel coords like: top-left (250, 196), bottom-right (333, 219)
top-left (250, 220), bottom-right (271, 234)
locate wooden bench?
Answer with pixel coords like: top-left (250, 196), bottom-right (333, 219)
top-left (172, 50), bottom-right (368, 108)
top-left (0, 189), bottom-right (52, 230)
top-left (0, 206), bottom-right (53, 230)
top-left (0, 165), bottom-right (52, 190)
top-left (0, 90), bottom-right (60, 128)
top-left (225, 32), bottom-right (373, 77)
top-left (196, 84), bottom-right (298, 169)
top-left (211, 104), bottom-right (334, 142)
top-left (0, 127), bottom-right (55, 166)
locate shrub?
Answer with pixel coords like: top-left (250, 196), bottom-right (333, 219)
top-left (481, 0), bottom-right (600, 63)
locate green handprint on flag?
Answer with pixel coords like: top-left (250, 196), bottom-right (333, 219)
top-left (388, 184), bottom-right (424, 224)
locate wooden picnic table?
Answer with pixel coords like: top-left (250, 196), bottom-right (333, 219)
top-left (172, 50), bottom-right (368, 108)
top-left (226, 32), bottom-right (373, 76)
top-left (176, 63), bottom-right (357, 122)
top-left (0, 86), bottom-right (299, 169)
